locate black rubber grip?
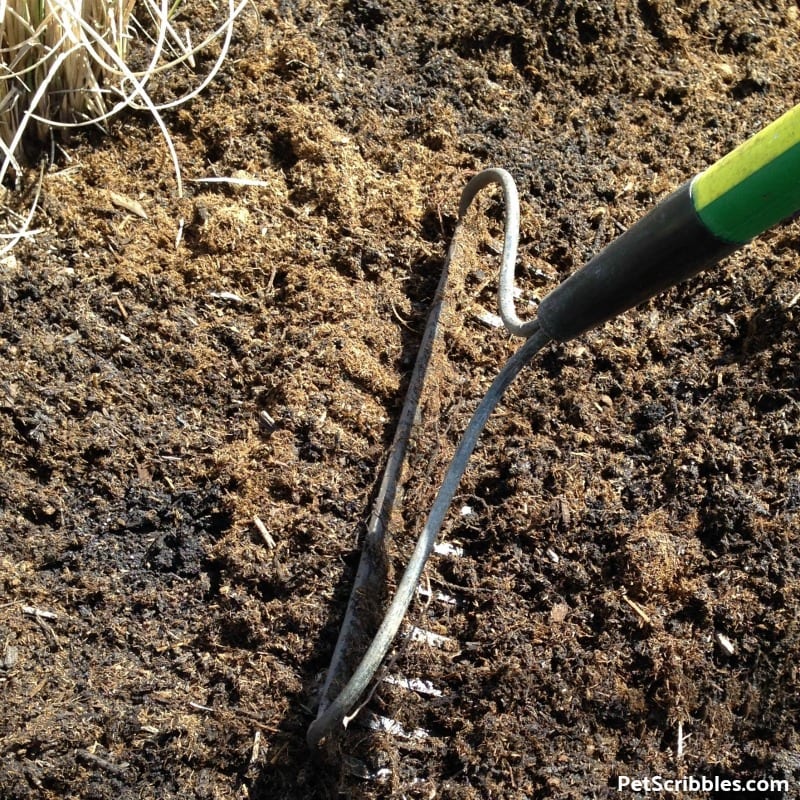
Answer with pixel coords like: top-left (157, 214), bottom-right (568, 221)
top-left (536, 181), bottom-right (740, 342)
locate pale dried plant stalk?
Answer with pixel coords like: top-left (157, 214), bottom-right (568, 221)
top-left (0, 0), bottom-right (135, 145)
top-left (0, 0), bottom-right (245, 252)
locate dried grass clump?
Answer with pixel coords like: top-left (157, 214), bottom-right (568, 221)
top-left (0, 0), bottom-right (245, 251)
top-left (0, 0), bottom-right (134, 148)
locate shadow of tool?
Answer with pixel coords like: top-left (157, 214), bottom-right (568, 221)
top-left (245, 234), bottom-right (456, 797)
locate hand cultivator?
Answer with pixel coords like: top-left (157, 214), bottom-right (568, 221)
top-left (308, 102), bottom-right (800, 748)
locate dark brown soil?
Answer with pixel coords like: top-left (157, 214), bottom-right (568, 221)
top-left (2, 1), bottom-right (799, 797)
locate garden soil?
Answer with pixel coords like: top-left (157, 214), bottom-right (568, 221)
top-left (2, 0), bottom-right (800, 797)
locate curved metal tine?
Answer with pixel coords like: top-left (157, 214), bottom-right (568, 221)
top-left (308, 168), bottom-right (549, 748)
top-left (307, 326), bottom-right (550, 748)
top-left (459, 168), bottom-right (538, 338)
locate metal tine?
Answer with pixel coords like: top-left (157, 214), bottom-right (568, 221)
top-left (308, 169), bottom-right (550, 748)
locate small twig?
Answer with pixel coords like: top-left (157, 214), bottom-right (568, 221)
top-left (175, 217), bottom-right (185, 249)
top-left (259, 411), bottom-right (276, 431)
top-left (76, 749), bottom-right (130, 778)
top-left (249, 730), bottom-right (261, 764)
top-left (35, 615), bottom-right (59, 647)
top-left (209, 290), bottom-right (245, 303)
top-left (21, 605), bottom-right (57, 620)
top-left (187, 700), bottom-right (280, 731)
top-left (716, 632), bottom-right (736, 655)
top-left (676, 720), bottom-right (690, 760)
top-left (253, 515), bottom-right (276, 549)
top-left (109, 190), bottom-right (148, 219)
top-left (621, 594), bottom-right (651, 625)
top-left (189, 176), bottom-right (272, 188)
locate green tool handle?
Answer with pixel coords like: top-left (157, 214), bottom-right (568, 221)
top-left (537, 102), bottom-right (800, 342)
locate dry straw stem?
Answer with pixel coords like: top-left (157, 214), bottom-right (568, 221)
top-left (0, 0), bottom-right (246, 252)
top-left (0, 0), bottom-right (137, 160)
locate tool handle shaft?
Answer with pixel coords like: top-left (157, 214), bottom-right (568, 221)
top-left (692, 102), bottom-right (800, 243)
top-left (537, 103), bottom-right (800, 342)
